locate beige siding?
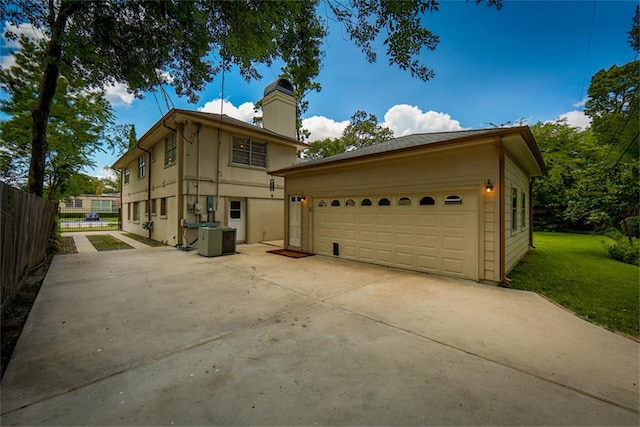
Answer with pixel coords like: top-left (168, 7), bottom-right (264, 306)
top-left (119, 119), bottom-right (295, 245)
top-left (247, 198), bottom-right (284, 243)
top-left (285, 141), bottom-right (499, 281)
top-left (504, 153), bottom-right (531, 273)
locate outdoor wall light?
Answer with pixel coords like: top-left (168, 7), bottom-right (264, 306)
top-left (301, 194), bottom-right (307, 201)
top-left (485, 179), bottom-right (494, 193)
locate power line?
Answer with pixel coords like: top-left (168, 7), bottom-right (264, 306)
top-left (612, 129), bottom-right (639, 169)
top-left (579, 0), bottom-right (597, 107)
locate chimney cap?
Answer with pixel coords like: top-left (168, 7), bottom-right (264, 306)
top-left (264, 78), bottom-right (294, 97)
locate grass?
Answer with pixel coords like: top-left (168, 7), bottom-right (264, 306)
top-left (86, 234), bottom-right (134, 252)
top-left (58, 236), bottom-right (78, 254)
top-left (123, 232), bottom-right (164, 247)
top-left (509, 232), bottom-right (640, 337)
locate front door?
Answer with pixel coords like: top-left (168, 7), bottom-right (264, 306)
top-left (228, 198), bottom-right (246, 242)
top-left (289, 196), bottom-right (302, 247)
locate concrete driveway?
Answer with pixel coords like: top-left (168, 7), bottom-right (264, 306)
top-left (1, 232), bottom-right (638, 425)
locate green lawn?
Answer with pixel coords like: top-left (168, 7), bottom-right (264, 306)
top-left (86, 234), bottom-right (134, 252)
top-left (509, 232), bottom-right (639, 337)
top-left (123, 232), bottom-right (164, 247)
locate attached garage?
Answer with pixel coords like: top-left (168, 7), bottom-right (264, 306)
top-left (271, 127), bottom-right (545, 285)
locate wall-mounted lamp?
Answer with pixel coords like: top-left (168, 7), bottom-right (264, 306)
top-left (485, 179), bottom-right (494, 193)
top-left (301, 193), bottom-right (307, 202)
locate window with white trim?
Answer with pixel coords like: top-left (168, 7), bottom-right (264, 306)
top-left (512, 188), bottom-right (518, 231)
top-left (124, 167), bottom-right (130, 184)
top-left (521, 190), bottom-right (526, 228)
top-left (138, 155), bottom-right (146, 178)
top-left (232, 137), bottom-right (267, 168)
top-left (165, 134), bottom-right (176, 165)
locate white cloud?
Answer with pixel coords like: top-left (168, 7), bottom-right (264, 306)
top-left (199, 98), bottom-right (256, 123)
top-left (1, 23), bottom-right (46, 70)
top-left (1, 54), bottom-right (16, 69)
top-left (2, 23), bottom-right (45, 47)
top-left (383, 104), bottom-right (464, 136)
top-left (572, 98), bottom-right (588, 108)
top-left (301, 116), bottom-right (349, 141)
top-left (557, 110), bottom-right (591, 130)
top-left (104, 82), bottom-right (135, 107)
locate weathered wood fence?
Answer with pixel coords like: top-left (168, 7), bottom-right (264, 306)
top-left (0, 182), bottom-right (58, 311)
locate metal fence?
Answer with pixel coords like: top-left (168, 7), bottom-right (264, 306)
top-left (59, 207), bottom-right (121, 232)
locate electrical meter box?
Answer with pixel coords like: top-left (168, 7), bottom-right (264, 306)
top-left (198, 227), bottom-right (236, 257)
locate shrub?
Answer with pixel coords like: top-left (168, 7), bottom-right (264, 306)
top-left (608, 238), bottom-right (640, 266)
top-left (621, 216), bottom-right (640, 239)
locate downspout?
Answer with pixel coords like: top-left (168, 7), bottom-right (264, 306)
top-left (162, 118), bottom-right (180, 245)
top-left (529, 178), bottom-right (535, 248)
top-left (494, 136), bottom-right (509, 286)
top-left (136, 141), bottom-right (152, 239)
top-left (196, 123), bottom-right (202, 221)
top-left (215, 125), bottom-right (222, 222)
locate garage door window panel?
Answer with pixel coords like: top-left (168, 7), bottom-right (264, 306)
top-left (398, 197), bottom-right (412, 206)
top-left (361, 198), bottom-right (372, 206)
top-left (331, 199), bottom-right (341, 207)
top-left (445, 195), bottom-right (463, 205)
top-left (318, 200), bottom-right (327, 207)
top-left (378, 198), bottom-right (391, 206)
top-left (420, 196), bottom-right (435, 206)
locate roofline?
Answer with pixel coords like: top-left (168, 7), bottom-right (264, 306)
top-left (112, 108), bottom-right (307, 169)
top-left (271, 126), bottom-right (546, 176)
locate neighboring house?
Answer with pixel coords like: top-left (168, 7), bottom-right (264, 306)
top-left (112, 79), bottom-right (306, 246)
top-left (59, 194), bottom-right (120, 213)
top-left (271, 126), bottom-right (546, 285)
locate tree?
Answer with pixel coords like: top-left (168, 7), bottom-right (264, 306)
top-left (0, 35), bottom-right (123, 200)
top-left (1, 0), bottom-right (502, 196)
top-left (306, 110), bottom-right (394, 159)
top-left (584, 60), bottom-right (639, 161)
top-left (341, 110), bottom-right (394, 150)
top-left (629, 5), bottom-right (639, 53)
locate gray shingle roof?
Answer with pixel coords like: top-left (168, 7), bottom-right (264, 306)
top-left (272, 128), bottom-right (509, 173)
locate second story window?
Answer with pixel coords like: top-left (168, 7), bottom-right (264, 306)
top-left (165, 133), bottom-right (176, 166)
top-left (138, 155), bottom-right (146, 178)
top-left (124, 167), bottom-right (130, 184)
top-left (232, 137), bottom-right (267, 168)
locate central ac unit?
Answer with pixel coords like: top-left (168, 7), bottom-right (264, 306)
top-left (198, 227), bottom-right (236, 257)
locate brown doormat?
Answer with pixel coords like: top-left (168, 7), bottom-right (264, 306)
top-left (267, 248), bottom-right (315, 258)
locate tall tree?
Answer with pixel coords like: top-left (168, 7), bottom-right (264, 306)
top-left (1, 0), bottom-right (502, 196)
top-left (0, 35), bottom-right (123, 199)
top-left (584, 60), bottom-right (639, 161)
top-left (306, 110), bottom-right (394, 159)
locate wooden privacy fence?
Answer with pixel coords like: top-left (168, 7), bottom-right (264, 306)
top-left (0, 182), bottom-right (58, 311)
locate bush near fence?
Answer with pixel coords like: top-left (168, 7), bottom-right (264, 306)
top-left (59, 211), bottom-right (119, 219)
top-left (0, 182), bottom-right (58, 310)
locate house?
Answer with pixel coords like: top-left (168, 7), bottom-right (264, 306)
top-left (112, 79), bottom-right (306, 246)
top-left (271, 126), bottom-right (546, 285)
top-left (59, 194), bottom-right (120, 213)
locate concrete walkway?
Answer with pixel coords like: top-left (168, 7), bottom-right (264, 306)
top-left (1, 237), bottom-right (638, 425)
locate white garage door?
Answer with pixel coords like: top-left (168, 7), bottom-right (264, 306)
top-left (313, 191), bottom-right (478, 280)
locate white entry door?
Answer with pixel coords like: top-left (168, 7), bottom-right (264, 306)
top-left (228, 198), bottom-right (246, 242)
top-left (289, 196), bottom-right (302, 247)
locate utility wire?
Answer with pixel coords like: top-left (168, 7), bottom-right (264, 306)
top-left (612, 130), bottom-right (639, 169)
top-left (579, 0), bottom-right (597, 108)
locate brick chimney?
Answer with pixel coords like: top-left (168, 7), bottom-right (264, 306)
top-left (261, 78), bottom-right (296, 139)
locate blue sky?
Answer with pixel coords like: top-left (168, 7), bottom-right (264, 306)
top-left (1, 1), bottom-right (637, 178)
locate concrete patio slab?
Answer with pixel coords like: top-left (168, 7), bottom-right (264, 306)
top-left (1, 240), bottom-right (638, 426)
